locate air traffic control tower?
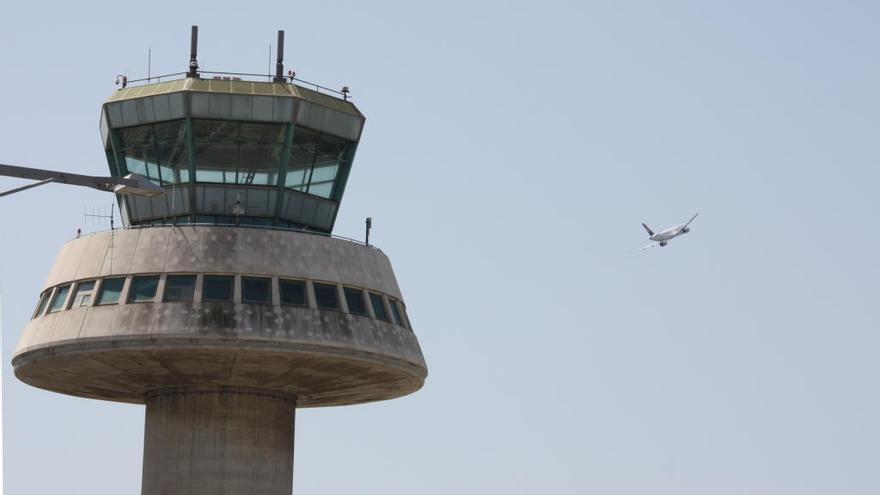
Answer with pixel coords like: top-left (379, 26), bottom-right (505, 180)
top-left (12, 27), bottom-right (427, 494)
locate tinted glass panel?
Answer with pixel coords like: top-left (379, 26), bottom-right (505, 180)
top-left (129, 276), bottom-right (159, 302)
top-left (164, 275), bottom-right (196, 302)
top-left (204, 275), bottom-right (234, 302)
top-left (344, 287), bottom-right (367, 315)
top-left (389, 299), bottom-right (404, 326)
top-left (370, 293), bottom-right (389, 321)
top-left (72, 281), bottom-right (96, 307)
top-left (33, 290), bottom-right (52, 318)
top-left (286, 129), bottom-right (351, 198)
top-left (193, 120), bottom-right (284, 185)
top-left (97, 278), bottom-right (125, 305)
top-left (313, 283), bottom-right (339, 310)
top-left (279, 279), bottom-right (306, 306)
top-left (47, 285), bottom-right (71, 313)
top-left (242, 277), bottom-right (271, 304)
top-left (118, 121), bottom-right (189, 185)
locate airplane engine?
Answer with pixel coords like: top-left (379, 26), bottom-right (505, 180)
top-left (682, 227), bottom-right (690, 234)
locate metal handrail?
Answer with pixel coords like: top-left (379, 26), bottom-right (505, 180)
top-left (119, 70), bottom-right (349, 100)
top-left (74, 223), bottom-right (381, 252)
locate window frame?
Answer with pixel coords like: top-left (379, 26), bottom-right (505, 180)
top-left (71, 280), bottom-right (97, 308)
top-left (202, 274), bottom-right (235, 302)
top-left (96, 277), bottom-right (127, 305)
top-left (388, 297), bottom-right (405, 327)
top-left (369, 292), bottom-right (390, 321)
top-left (278, 278), bottom-right (308, 307)
top-left (47, 284), bottom-right (72, 314)
top-left (163, 274), bottom-right (198, 302)
top-left (241, 276), bottom-right (272, 305)
top-left (313, 282), bottom-right (340, 311)
top-left (32, 289), bottom-right (53, 319)
top-left (343, 286), bottom-right (368, 316)
top-left (128, 275), bottom-right (161, 303)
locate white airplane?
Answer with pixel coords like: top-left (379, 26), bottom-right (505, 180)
top-left (639, 213), bottom-right (699, 250)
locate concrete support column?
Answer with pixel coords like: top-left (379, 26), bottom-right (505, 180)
top-left (142, 387), bottom-right (296, 495)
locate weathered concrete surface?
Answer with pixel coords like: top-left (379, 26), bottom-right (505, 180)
top-left (142, 387), bottom-right (295, 495)
top-left (39, 226), bottom-right (404, 298)
top-left (13, 226), bottom-right (427, 407)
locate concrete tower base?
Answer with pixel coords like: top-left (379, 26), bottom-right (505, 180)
top-left (141, 387), bottom-right (296, 495)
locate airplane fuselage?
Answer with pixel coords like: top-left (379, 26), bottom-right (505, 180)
top-left (650, 225), bottom-right (687, 242)
top-left (640, 213), bottom-right (698, 249)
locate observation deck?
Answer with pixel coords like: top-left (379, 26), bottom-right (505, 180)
top-left (100, 75), bottom-right (365, 232)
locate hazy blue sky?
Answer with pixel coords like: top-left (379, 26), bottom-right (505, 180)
top-left (3, 0), bottom-right (880, 493)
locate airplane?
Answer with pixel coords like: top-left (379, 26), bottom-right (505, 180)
top-left (638, 213), bottom-right (699, 250)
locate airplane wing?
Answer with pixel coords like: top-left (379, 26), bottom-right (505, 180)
top-left (681, 212), bottom-right (699, 229)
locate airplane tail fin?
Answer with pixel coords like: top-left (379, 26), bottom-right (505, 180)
top-left (642, 223), bottom-right (655, 236)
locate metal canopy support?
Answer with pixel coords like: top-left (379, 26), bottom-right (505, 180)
top-left (0, 163), bottom-right (165, 198)
top-left (0, 178), bottom-right (55, 197)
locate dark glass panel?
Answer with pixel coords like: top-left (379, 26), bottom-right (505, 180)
top-left (129, 276), bottom-right (159, 302)
top-left (279, 279), bottom-right (307, 306)
top-left (193, 120), bottom-right (284, 185)
top-left (203, 275), bottom-right (234, 302)
top-left (313, 283), bottom-right (339, 310)
top-left (370, 293), bottom-right (389, 321)
top-left (96, 278), bottom-right (125, 305)
top-left (286, 127), bottom-right (319, 191)
top-left (33, 290), bottom-right (52, 318)
top-left (47, 285), bottom-right (71, 313)
top-left (242, 277), bottom-right (271, 304)
top-left (163, 275), bottom-right (197, 302)
top-left (389, 299), bottom-right (404, 326)
top-left (344, 287), bottom-right (367, 315)
top-left (285, 129), bottom-right (351, 199)
top-left (307, 134), bottom-right (347, 198)
top-left (117, 121), bottom-right (188, 185)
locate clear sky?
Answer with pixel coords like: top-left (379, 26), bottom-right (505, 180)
top-left (2, 0), bottom-right (880, 493)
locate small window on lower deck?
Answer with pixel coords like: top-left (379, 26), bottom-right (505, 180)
top-left (33, 289), bottom-right (53, 318)
top-left (97, 278), bottom-right (126, 305)
top-left (203, 275), bottom-right (234, 302)
top-left (71, 281), bottom-right (96, 307)
top-left (129, 276), bottom-right (160, 302)
top-left (389, 298), bottom-right (404, 326)
top-left (47, 285), bottom-right (71, 313)
top-left (279, 279), bottom-right (307, 306)
top-left (369, 293), bottom-right (389, 321)
top-left (242, 277), bottom-right (271, 304)
top-left (313, 283), bottom-right (339, 310)
top-left (344, 287), bottom-right (368, 315)
top-left (164, 274), bottom-right (197, 302)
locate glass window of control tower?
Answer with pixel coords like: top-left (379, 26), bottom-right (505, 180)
top-left (286, 128), bottom-right (351, 199)
top-left (193, 120), bottom-right (285, 186)
top-left (117, 121), bottom-right (189, 185)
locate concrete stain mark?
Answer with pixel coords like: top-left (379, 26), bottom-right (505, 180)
top-left (199, 303), bottom-right (238, 335)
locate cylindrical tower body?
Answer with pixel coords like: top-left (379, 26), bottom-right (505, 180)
top-left (142, 388), bottom-right (296, 495)
top-left (13, 54), bottom-right (426, 494)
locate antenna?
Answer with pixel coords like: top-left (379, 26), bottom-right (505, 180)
top-left (84, 203), bottom-right (118, 272)
top-left (274, 30), bottom-right (286, 83)
top-left (85, 203), bottom-right (116, 231)
top-left (365, 217), bottom-right (372, 246)
top-left (147, 48), bottom-right (152, 83)
top-left (187, 25), bottom-right (199, 78)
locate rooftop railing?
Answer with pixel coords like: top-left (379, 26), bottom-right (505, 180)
top-left (117, 70), bottom-right (351, 101)
top-left (75, 222), bottom-right (380, 251)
